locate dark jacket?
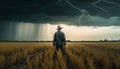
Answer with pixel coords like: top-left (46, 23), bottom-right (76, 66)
top-left (53, 30), bottom-right (66, 46)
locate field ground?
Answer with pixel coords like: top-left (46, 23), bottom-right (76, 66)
top-left (0, 42), bottom-right (120, 69)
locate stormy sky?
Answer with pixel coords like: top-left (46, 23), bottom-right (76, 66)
top-left (0, 0), bottom-right (120, 41)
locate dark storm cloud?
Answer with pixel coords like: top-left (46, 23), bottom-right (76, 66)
top-left (0, 0), bottom-right (120, 26)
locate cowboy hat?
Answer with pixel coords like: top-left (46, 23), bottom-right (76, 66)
top-left (57, 25), bottom-right (63, 30)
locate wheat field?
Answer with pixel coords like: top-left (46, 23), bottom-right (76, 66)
top-left (0, 42), bottom-right (120, 69)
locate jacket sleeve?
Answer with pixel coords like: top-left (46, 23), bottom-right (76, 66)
top-left (62, 33), bottom-right (66, 45)
top-left (53, 33), bottom-right (56, 46)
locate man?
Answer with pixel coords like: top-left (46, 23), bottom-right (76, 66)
top-left (53, 25), bottom-right (66, 51)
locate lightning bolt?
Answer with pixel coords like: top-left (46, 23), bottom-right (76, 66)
top-left (57, 0), bottom-right (120, 25)
top-left (92, 0), bottom-right (120, 12)
top-left (81, 10), bottom-right (95, 21)
top-left (103, 0), bottom-right (120, 7)
top-left (65, 0), bottom-right (82, 11)
top-left (92, 0), bottom-right (108, 12)
top-left (65, 0), bottom-right (94, 25)
top-left (78, 12), bottom-right (84, 25)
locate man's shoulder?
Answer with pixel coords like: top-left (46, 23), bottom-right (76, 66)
top-left (55, 31), bottom-right (58, 34)
top-left (55, 31), bottom-right (64, 34)
top-left (54, 32), bottom-right (58, 35)
top-left (60, 31), bottom-right (64, 34)
top-left (59, 31), bottom-right (64, 33)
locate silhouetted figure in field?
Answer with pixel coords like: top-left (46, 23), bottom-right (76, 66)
top-left (53, 26), bottom-right (66, 53)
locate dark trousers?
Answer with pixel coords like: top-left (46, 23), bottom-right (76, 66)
top-left (55, 45), bottom-right (64, 51)
top-left (54, 45), bottom-right (66, 56)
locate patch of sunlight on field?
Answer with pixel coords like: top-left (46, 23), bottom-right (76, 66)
top-left (0, 42), bottom-right (120, 69)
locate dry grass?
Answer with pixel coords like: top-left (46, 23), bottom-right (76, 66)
top-left (0, 42), bottom-right (120, 69)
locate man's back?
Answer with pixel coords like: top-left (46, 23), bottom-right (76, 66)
top-left (53, 30), bottom-right (66, 46)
